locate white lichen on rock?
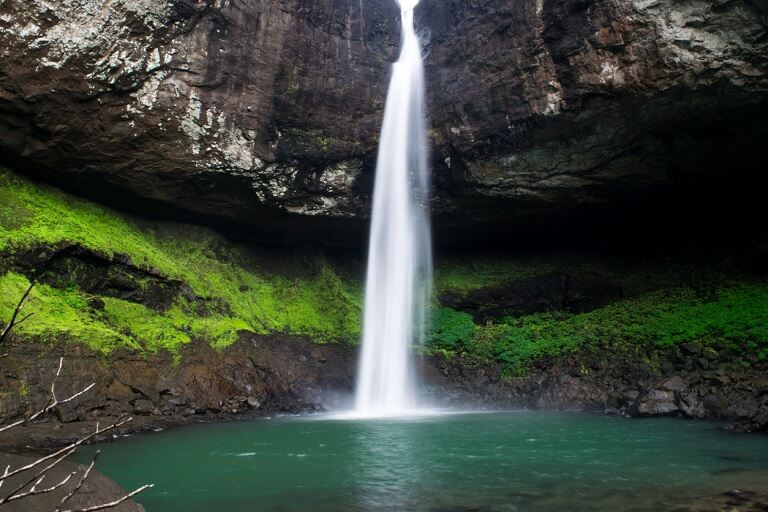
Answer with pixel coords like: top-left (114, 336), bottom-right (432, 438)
top-left (132, 71), bottom-right (167, 110)
top-left (24, 0), bottom-right (169, 69)
top-left (599, 62), bottom-right (623, 84)
top-left (179, 91), bottom-right (205, 157)
top-left (176, 87), bottom-right (266, 175)
top-left (318, 161), bottom-right (358, 194)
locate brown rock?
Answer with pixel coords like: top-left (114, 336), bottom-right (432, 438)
top-left (661, 376), bottom-right (687, 392)
top-left (0, 0), bottom-right (765, 242)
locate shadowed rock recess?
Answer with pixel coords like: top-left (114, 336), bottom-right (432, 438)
top-left (0, 0), bottom-right (766, 241)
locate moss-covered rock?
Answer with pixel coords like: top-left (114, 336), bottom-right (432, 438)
top-left (2, 167), bottom-right (767, 372)
top-left (0, 169), bottom-right (362, 354)
top-left (428, 285), bottom-right (768, 378)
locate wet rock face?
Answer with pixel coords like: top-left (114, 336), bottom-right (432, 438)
top-left (0, 0), bottom-right (400, 233)
top-left (424, 346), bottom-right (768, 431)
top-left (0, 334), bottom-right (357, 426)
top-left (421, 0), bottom-right (768, 228)
top-left (0, 335), bottom-right (765, 443)
top-left (0, 0), bottom-right (767, 240)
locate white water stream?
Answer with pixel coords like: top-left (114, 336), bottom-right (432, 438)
top-left (354, 0), bottom-right (432, 417)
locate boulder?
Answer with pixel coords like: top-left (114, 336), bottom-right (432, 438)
top-left (133, 399), bottom-right (156, 415)
top-left (631, 389), bottom-right (679, 416)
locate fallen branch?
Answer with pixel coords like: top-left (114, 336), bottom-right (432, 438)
top-left (59, 484), bottom-right (154, 512)
top-left (0, 415), bottom-right (132, 486)
top-left (0, 409), bottom-right (150, 511)
top-left (2, 472), bottom-right (76, 504)
top-left (0, 281), bottom-right (35, 344)
top-left (0, 289), bottom-right (153, 511)
top-left (0, 446), bottom-right (78, 504)
top-left (0, 358), bottom-right (96, 434)
top-left (55, 451), bottom-right (101, 512)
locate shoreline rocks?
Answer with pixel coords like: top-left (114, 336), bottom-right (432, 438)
top-left (1, 334), bottom-right (765, 453)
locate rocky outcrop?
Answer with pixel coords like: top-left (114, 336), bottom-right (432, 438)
top-left (2, 331), bottom-right (765, 451)
top-left (3, 243), bottom-right (195, 312)
top-left (0, 0), bottom-right (766, 241)
top-left (0, 334), bottom-right (356, 430)
top-left (423, 343), bottom-right (768, 431)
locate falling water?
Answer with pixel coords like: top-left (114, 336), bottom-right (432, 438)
top-left (354, 0), bottom-right (432, 417)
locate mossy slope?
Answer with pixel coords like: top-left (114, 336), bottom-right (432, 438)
top-left (2, 168), bottom-right (766, 370)
top-left (428, 285), bottom-right (768, 377)
top-left (0, 169), bottom-right (361, 353)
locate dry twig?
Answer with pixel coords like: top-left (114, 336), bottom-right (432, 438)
top-left (0, 284), bottom-right (153, 511)
top-left (55, 451), bottom-right (101, 512)
top-left (0, 281), bottom-right (35, 344)
top-left (58, 484), bottom-right (154, 512)
top-left (0, 415), bottom-right (132, 486)
top-left (0, 358), bottom-right (96, 434)
top-left (0, 393), bottom-right (151, 510)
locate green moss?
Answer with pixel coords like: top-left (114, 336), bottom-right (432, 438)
top-left (101, 299), bottom-right (192, 351)
top-left (316, 136), bottom-right (333, 149)
top-left (285, 69), bottom-right (300, 95)
top-left (3, 168), bottom-right (766, 366)
top-left (427, 307), bottom-right (475, 353)
top-left (18, 381), bottom-right (30, 398)
top-left (0, 273), bottom-right (134, 353)
top-left (434, 252), bottom-right (738, 299)
top-left (435, 284), bottom-right (768, 376)
top-left (0, 169), bottom-right (362, 354)
top-left (435, 257), bottom-right (548, 296)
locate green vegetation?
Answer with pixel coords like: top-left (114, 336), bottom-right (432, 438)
top-left (2, 168), bottom-right (766, 369)
top-left (0, 169), bottom-right (362, 354)
top-left (426, 285), bottom-right (768, 377)
top-left (435, 252), bottom-right (737, 298)
top-left (316, 136), bottom-right (334, 149)
top-left (427, 307), bottom-right (476, 356)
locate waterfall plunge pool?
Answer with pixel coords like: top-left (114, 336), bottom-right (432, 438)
top-left (71, 411), bottom-right (768, 511)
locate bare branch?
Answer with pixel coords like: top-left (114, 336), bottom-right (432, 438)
top-left (2, 471), bottom-right (76, 503)
top-left (0, 281), bottom-right (35, 344)
top-left (0, 417), bottom-right (31, 435)
top-left (0, 357), bottom-right (96, 434)
top-left (55, 451), bottom-right (100, 512)
top-left (0, 445), bottom-right (77, 504)
top-left (0, 330), bottom-right (154, 511)
top-left (56, 384), bottom-right (97, 410)
top-left (0, 465), bottom-right (8, 490)
top-left (10, 312), bottom-right (33, 330)
top-left (59, 484), bottom-right (153, 512)
top-left (52, 357), bottom-right (64, 401)
top-left (0, 415), bottom-right (133, 484)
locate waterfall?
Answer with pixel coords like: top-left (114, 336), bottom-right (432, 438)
top-left (354, 0), bottom-right (432, 417)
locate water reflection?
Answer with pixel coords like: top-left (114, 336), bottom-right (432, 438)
top-left (349, 419), bottom-right (427, 511)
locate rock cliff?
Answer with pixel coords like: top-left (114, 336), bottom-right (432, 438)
top-left (1, 0), bottom-right (766, 241)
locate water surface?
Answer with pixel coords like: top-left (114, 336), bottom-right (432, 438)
top-left (73, 412), bottom-right (768, 511)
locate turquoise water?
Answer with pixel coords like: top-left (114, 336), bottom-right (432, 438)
top-left (72, 412), bottom-right (768, 511)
